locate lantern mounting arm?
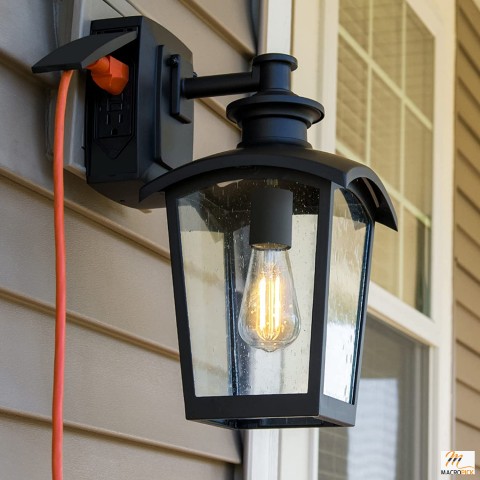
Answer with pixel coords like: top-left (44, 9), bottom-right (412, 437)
top-left (170, 53), bottom-right (298, 121)
top-left (170, 52), bottom-right (324, 152)
top-left (182, 70), bottom-right (261, 98)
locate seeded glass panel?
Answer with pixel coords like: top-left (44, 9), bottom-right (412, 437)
top-left (337, 37), bottom-right (368, 161)
top-left (317, 317), bottom-right (428, 480)
top-left (236, 212), bottom-right (318, 396)
top-left (324, 189), bottom-right (371, 403)
top-left (405, 5), bottom-right (434, 120)
top-left (403, 209), bottom-right (430, 314)
top-left (178, 179), bottom-right (319, 397)
top-left (371, 73), bottom-right (401, 189)
top-left (339, 0), bottom-right (369, 51)
top-left (404, 108), bottom-right (433, 216)
top-left (178, 197), bottom-right (229, 397)
top-left (371, 198), bottom-right (400, 295)
top-left (372, 0), bottom-right (403, 85)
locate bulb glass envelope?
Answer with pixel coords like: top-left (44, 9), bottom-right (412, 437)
top-left (141, 145), bottom-right (397, 429)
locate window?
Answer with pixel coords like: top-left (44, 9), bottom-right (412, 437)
top-left (336, 0), bottom-right (434, 315)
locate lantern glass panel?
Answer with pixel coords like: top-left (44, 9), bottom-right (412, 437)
top-left (323, 188), bottom-right (372, 403)
top-left (177, 178), bottom-right (321, 397)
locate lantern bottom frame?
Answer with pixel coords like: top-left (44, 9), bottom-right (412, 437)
top-left (199, 417), bottom-right (339, 430)
top-left (182, 391), bottom-right (358, 430)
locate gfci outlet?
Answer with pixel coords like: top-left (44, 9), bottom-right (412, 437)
top-left (95, 90), bottom-right (134, 140)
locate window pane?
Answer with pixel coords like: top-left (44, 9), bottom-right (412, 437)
top-left (402, 209), bottom-right (430, 314)
top-left (371, 73), bottom-right (401, 189)
top-left (337, 37), bottom-right (368, 161)
top-left (318, 317), bottom-right (428, 479)
top-left (404, 108), bottom-right (433, 215)
top-left (340, 0), bottom-right (369, 51)
top-left (371, 198), bottom-right (400, 294)
top-left (405, 5), bottom-right (434, 120)
top-left (372, 0), bottom-right (403, 85)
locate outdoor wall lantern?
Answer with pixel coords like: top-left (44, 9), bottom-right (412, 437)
top-left (33, 16), bottom-right (397, 429)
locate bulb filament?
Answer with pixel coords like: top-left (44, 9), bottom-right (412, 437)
top-left (258, 270), bottom-right (282, 341)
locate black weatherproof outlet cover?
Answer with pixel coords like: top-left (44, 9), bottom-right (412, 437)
top-left (85, 16), bottom-right (194, 208)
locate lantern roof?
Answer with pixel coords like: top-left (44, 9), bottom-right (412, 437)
top-left (140, 144), bottom-right (397, 231)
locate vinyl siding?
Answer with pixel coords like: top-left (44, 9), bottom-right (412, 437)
top-left (454, 0), bottom-right (480, 463)
top-left (0, 0), bottom-right (254, 477)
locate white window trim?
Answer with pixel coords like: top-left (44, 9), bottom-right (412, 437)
top-left (257, 0), bottom-right (293, 54)
top-left (277, 0), bottom-right (455, 478)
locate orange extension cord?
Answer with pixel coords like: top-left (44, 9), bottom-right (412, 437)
top-left (51, 59), bottom-right (128, 480)
top-left (52, 69), bottom-right (73, 480)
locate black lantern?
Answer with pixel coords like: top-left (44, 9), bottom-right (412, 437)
top-left (141, 55), bottom-right (397, 429)
top-left (32, 17), bottom-right (397, 429)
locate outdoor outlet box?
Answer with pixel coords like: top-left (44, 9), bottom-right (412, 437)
top-left (85, 16), bottom-right (194, 208)
top-left (54, 1), bottom-right (194, 209)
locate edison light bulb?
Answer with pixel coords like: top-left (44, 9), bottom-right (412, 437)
top-left (238, 248), bottom-right (301, 352)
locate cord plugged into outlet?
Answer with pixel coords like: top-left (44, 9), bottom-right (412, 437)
top-left (34, 54), bottom-right (129, 480)
top-left (87, 55), bottom-right (129, 95)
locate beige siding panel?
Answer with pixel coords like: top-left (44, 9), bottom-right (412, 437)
top-left (456, 154), bottom-right (480, 217)
top-left (456, 382), bottom-right (480, 430)
top-left (457, 49), bottom-right (480, 108)
top-left (457, 7), bottom-right (480, 72)
top-left (0, 64), bottom-right (53, 190)
top-left (456, 303), bottom-right (480, 354)
top-left (456, 343), bottom-right (480, 393)
top-left (180, 0), bottom-right (255, 56)
top-left (455, 229), bottom-right (480, 283)
top-left (456, 421), bottom-right (480, 458)
top-left (0, 0), bottom-right (56, 79)
top-left (456, 83), bottom-right (480, 140)
top-left (455, 191), bottom-right (480, 243)
top-left (0, 414), bottom-right (235, 480)
top-left (0, 297), bottom-right (241, 462)
top-left (456, 120), bottom-right (480, 174)
top-left (455, 269), bottom-right (480, 323)
top-left (129, 0), bottom-right (251, 110)
top-left (455, 0), bottom-right (480, 459)
top-left (0, 176), bottom-right (179, 350)
top-left (193, 101), bottom-right (239, 158)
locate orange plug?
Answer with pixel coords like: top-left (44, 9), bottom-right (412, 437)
top-left (87, 55), bottom-right (129, 95)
